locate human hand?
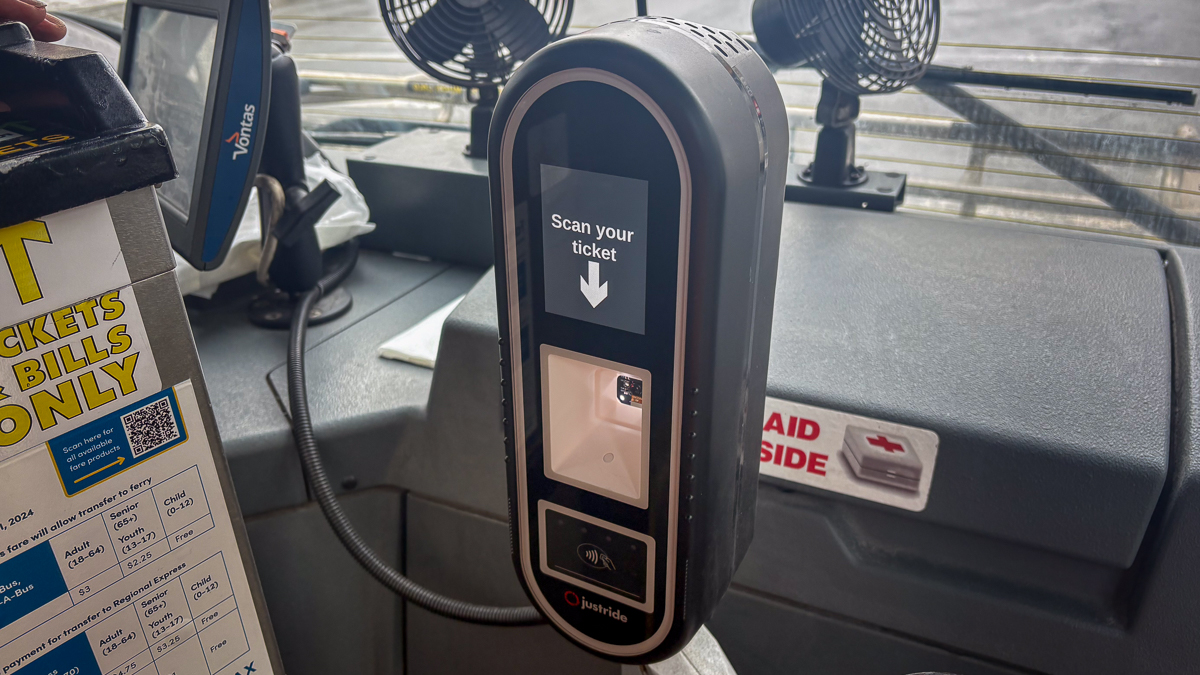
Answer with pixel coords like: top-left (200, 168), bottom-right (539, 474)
top-left (0, 0), bottom-right (67, 42)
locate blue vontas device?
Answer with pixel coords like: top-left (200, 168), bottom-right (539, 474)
top-left (118, 0), bottom-right (271, 270)
top-left (491, 18), bottom-right (789, 663)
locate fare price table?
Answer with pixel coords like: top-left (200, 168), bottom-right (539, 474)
top-left (0, 381), bottom-right (274, 675)
top-left (89, 551), bottom-right (249, 675)
top-left (0, 466), bottom-right (219, 657)
top-left (50, 466), bottom-right (216, 608)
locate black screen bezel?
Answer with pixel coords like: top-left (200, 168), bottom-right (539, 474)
top-left (510, 79), bottom-right (683, 646)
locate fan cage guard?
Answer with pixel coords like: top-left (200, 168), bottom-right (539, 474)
top-left (381, 0), bottom-right (574, 89)
top-left (785, 0), bottom-right (939, 95)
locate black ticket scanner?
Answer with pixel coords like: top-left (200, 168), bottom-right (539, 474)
top-left (490, 18), bottom-right (789, 662)
top-left (118, 0), bottom-right (271, 270)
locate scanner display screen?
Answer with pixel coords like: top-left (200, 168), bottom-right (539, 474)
top-left (541, 165), bottom-right (649, 334)
top-left (127, 7), bottom-right (218, 215)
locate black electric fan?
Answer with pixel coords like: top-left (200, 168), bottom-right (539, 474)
top-left (753, 0), bottom-right (939, 210)
top-left (380, 0), bottom-right (574, 157)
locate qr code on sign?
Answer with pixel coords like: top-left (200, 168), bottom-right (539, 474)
top-left (122, 398), bottom-right (180, 457)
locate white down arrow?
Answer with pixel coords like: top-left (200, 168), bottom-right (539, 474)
top-left (580, 261), bottom-right (609, 308)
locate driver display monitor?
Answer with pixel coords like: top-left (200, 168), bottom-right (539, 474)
top-left (127, 8), bottom-right (218, 217)
top-left (119, 0), bottom-right (270, 270)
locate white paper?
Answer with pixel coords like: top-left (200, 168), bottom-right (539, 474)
top-left (0, 202), bottom-right (130, 327)
top-left (377, 295), bottom-right (466, 368)
top-left (0, 287), bottom-right (160, 462)
top-left (0, 381), bottom-right (275, 675)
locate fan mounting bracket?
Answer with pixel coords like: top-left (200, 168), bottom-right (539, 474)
top-left (786, 164), bottom-right (906, 212)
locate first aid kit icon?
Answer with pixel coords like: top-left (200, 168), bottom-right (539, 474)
top-left (841, 426), bottom-right (924, 492)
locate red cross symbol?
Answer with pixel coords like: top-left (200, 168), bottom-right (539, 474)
top-left (867, 435), bottom-right (905, 453)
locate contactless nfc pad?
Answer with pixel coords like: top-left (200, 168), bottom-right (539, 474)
top-left (540, 502), bottom-right (654, 612)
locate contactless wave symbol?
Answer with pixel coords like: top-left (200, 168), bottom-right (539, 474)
top-left (577, 543), bottom-right (616, 571)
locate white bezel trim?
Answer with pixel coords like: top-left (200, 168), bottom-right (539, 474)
top-left (500, 68), bottom-right (692, 656)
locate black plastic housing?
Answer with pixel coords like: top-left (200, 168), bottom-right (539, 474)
top-left (489, 18), bottom-right (789, 663)
top-left (0, 22), bottom-right (176, 229)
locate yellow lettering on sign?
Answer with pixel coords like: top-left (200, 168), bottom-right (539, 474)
top-left (0, 327), bottom-right (18, 358)
top-left (100, 353), bottom-right (138, 395)
top-left (41, 350), bottom-right (61, 379)
top-left (0, 404), bottom-right (31, 446)
top-left (74, 298), bottom-right (99, 329)
top-left (107, 325), bottom-right (131, 355)
top-left (30, 380), bottom-right (81, 430)
top-left (51, 306), bottom-right (79, 339)
top-left (58, 343), bottom-right (88, 374)
top-left (17, 315), bottom-right (55, 350)
top-left (0, 220), bottom-right (51, 304)
top-left (13, 358), bottom-right (44, 392)
top-left (79, 371), bottom-right (116, 410)
top-left (0, 285), bottom-right (152, 445)
top-left (99, 291), bottom-right (124, 321)
top-left (81, 336), bottom-right (108, 364)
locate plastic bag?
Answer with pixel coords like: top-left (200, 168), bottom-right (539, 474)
top-left (173, 152), bottom-right (375, 297)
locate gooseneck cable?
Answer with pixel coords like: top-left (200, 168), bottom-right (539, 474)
top-left (286, 242), bottom-right (544, 626)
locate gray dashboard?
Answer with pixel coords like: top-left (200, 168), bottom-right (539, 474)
top-left (192, 191), bottom-right (1197, 674)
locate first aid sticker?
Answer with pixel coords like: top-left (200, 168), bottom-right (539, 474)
top-left (760, 397), bottom-right (940, 512)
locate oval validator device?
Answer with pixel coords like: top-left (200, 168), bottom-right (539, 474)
top-left (490, 18), bottom-right (789, 662)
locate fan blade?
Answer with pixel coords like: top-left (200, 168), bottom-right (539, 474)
top-left (862, 0), bottom-right (905, 53)
top-left (406, 0), bottom-right (478, 65)
top-left (480, 0), bottom-right (551, 63)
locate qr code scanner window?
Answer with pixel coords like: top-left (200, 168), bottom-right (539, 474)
top-left (122, 396), bottom-right (181, 457)
top-left (541, 347), bottom-right (652, 508)
top-left (617, 375), bottom-right (642, 408)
